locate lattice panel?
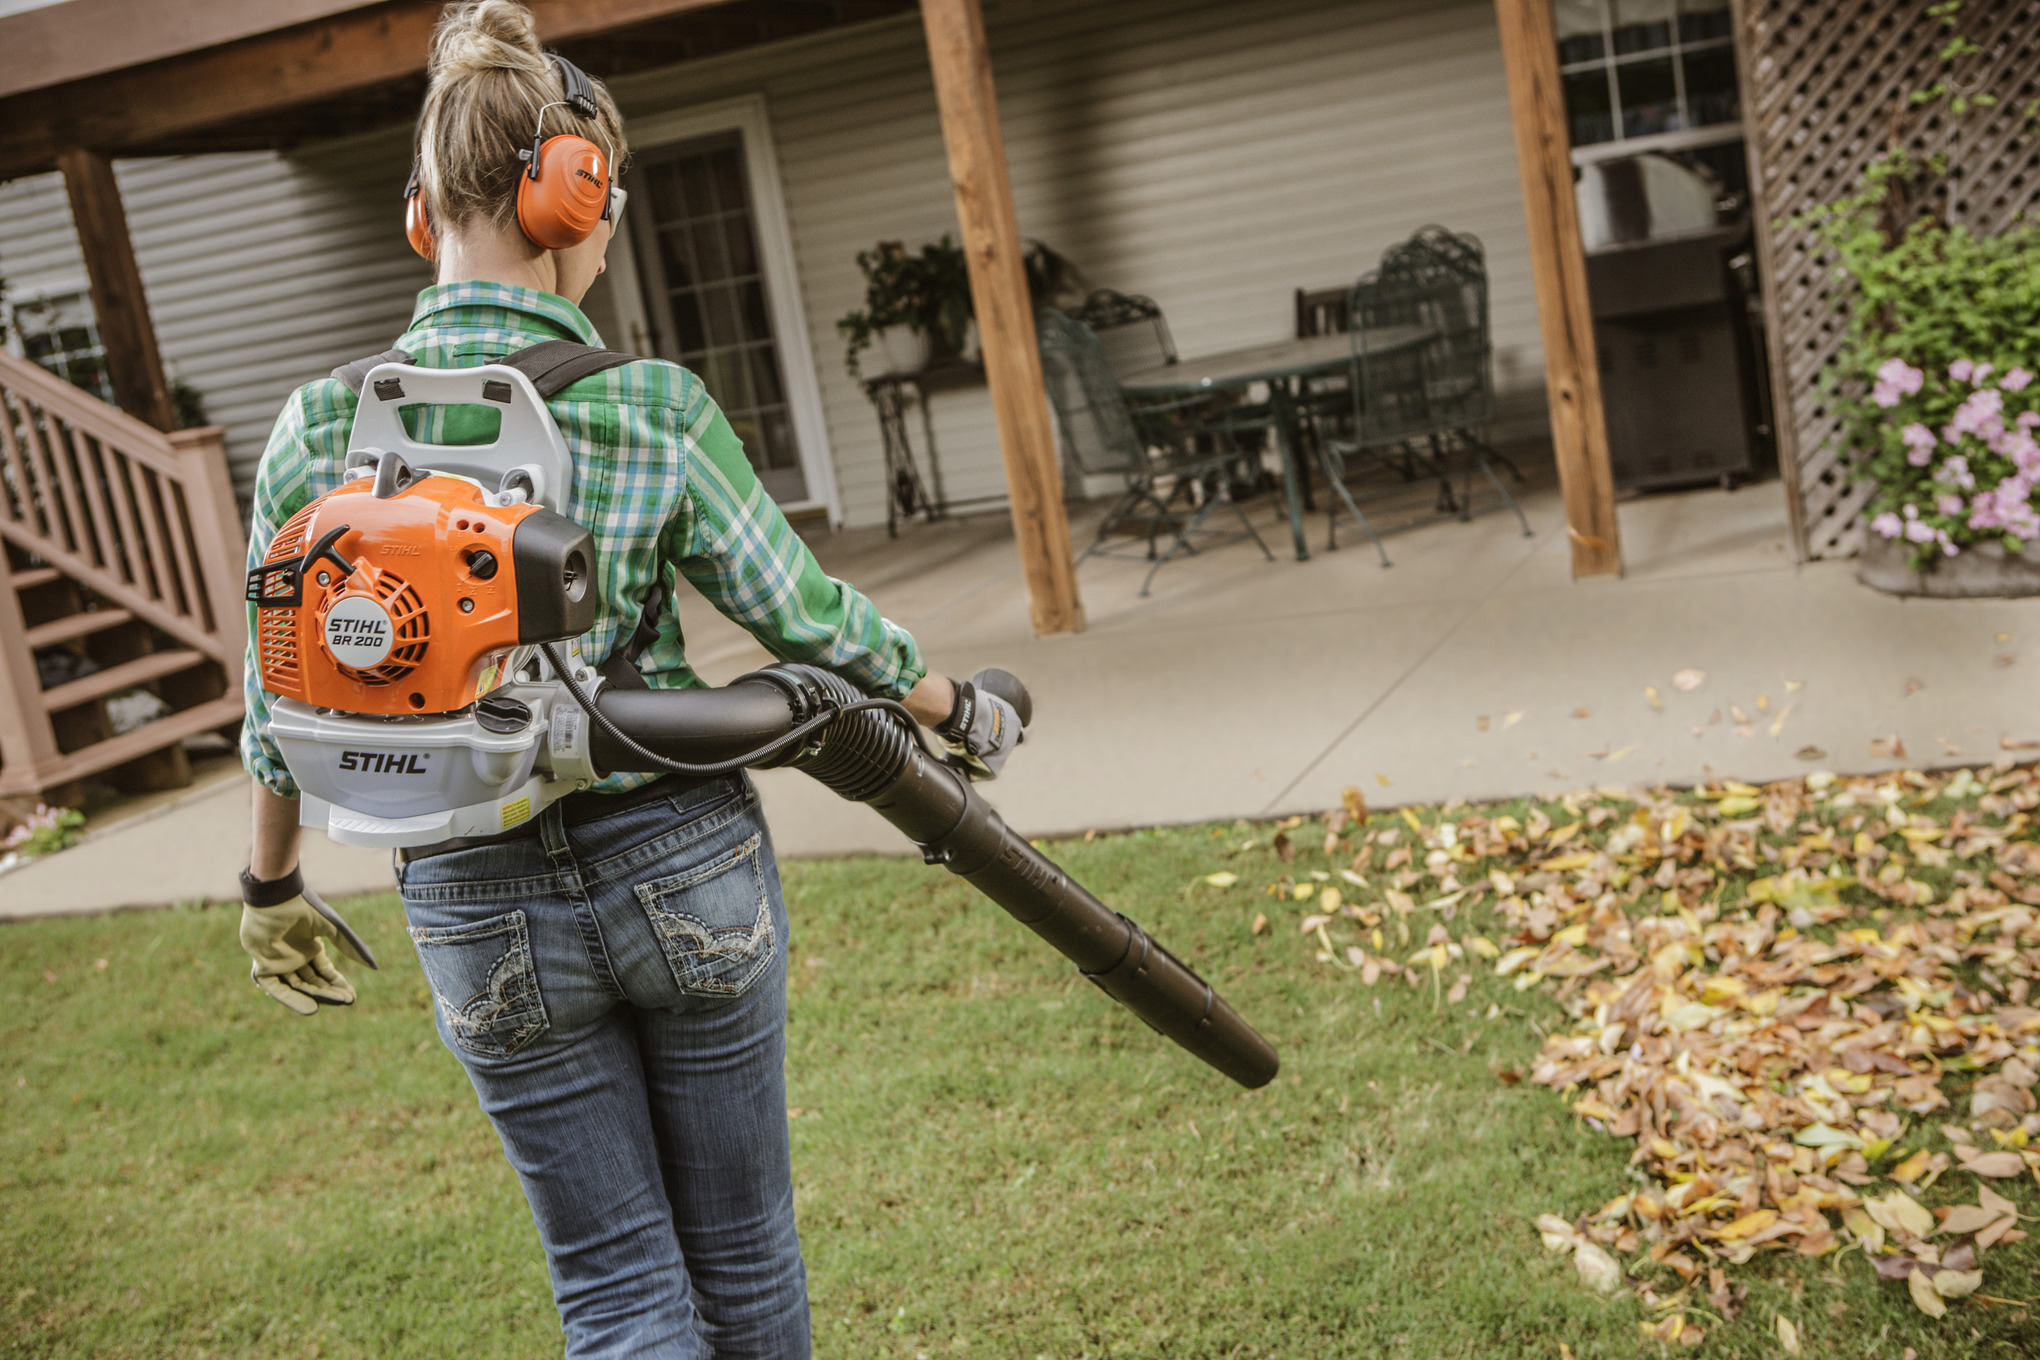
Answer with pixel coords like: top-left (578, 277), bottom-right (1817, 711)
top-left (1741, 0), bottom-right (2040, 558)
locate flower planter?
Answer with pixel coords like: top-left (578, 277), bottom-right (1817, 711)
top-left (1857, 529), bottom-right (2040, 598)
top-left (873, 326), bottom-right (931, 377)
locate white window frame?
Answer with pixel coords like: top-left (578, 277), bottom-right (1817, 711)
top-left (610, 94), bottom-right (841, 526)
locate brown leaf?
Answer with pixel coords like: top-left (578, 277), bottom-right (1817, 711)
top-left (1961, 1151), bottom-right (2026, 1177)
top-left (1250, 912), bottom-right (1268, 936)
top-left (1341, 786), bottom-right (1368, 824)
top-left (1272, 833), bottom-right (1296, 864)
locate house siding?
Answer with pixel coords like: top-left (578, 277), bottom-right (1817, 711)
top-left (0, 0), bottom-right (1543, 526)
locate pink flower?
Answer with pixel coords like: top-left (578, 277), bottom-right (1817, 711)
top-left (1873, 358), bottom-right (1926, 408)
top-left (2020, 410), bottom-right (2040, 431)
top-left (1905, 518), bottom-right (1938, 544)
top-left (1950, 387), bottom-right (2005, 437)
top-left (1871, 512), bottom-right (1903, 538)
top-left (1937, 494), bottom-right (1964, 515)
top-left (1951, 358), bottom-right (1977, 382)
top-left (1974, 363), bottom-right (1997, 386)
top-left (1901, 423), bottom-right (1937, 464)
top-left (2003, 367), bottom-right (2034, 392)
top-left (1939, 455), bottom-right (1975, 489)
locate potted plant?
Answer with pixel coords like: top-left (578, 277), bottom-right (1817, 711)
top-left (1807, 151), bottom-right (2040, 596)
top-left (838, 236), bottom-right (974, 378)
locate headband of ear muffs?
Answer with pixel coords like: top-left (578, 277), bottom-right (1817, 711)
top-left (405, 53), bottom-right (615, 261)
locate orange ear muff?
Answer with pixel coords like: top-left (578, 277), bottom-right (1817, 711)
top-left (516, 135), bottom-right (611, 252)
top-left (403, 169), bottom-right (436, 261)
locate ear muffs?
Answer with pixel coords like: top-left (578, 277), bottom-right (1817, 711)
top-left (515, 133), bottom-right (611, 251)
top-left (403, 169), bottom-right (436, 261)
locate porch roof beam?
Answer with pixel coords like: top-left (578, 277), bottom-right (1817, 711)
top-left (0, 0), bottom-right (747, 180)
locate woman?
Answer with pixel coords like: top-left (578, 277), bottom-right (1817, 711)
top-left (230, 5), bottom-right (1015, 1356)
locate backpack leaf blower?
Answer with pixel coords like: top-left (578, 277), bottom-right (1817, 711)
top-left (251, 354), bottom-right (1278, 1089)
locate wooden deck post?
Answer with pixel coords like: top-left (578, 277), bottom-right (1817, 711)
top-left (56, 146), bottom-right (177, 433)
top-left (1493, 0), bottom-right (1622, 578)
top-left (920, 0), bottom-right (1084, 635)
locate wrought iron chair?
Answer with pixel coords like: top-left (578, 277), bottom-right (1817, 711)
top-left (1069, 289), bottom-right (1177, 380)
top-left (1319, 227), bottom-right (1531, 549)
top-left (1037, 308), bottom-right (1273, 596)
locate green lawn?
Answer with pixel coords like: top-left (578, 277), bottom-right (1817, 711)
top-left (2, 803), bottom-right (2034, 1358)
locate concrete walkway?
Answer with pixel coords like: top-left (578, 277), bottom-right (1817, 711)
top-left (9, 460), bottom-right (2040, 918)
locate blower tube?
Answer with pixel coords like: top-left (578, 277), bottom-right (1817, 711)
top-left (591, 664), bottom-right (1279, 1090)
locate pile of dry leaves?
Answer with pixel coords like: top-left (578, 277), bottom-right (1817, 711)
top-left (1222, 766), bottom-right (2040, 1342)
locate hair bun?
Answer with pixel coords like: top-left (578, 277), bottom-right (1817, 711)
top-left (430, 0), bottom-right (547, 80)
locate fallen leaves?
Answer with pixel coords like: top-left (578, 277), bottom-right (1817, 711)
top-left (1673, 668), bottom-right (1707, 691)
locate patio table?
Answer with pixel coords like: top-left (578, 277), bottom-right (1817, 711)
top-left (1119, 325), bottom-right (1431, 561)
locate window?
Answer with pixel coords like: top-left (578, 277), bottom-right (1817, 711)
top-left (8, 289), bottom-right (113, 403)
top-left (1556, 0), bottom-right (1740, 148)
top-left (627, 132), bottom-right (805, 505)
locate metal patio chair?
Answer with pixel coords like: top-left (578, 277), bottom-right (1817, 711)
top-left (1069, 289), bottom-right (1177, 380)
top-left (1318, 227), bottom-right (1531, 550)
top-left (1037, 308), bottom-right (1274, 596)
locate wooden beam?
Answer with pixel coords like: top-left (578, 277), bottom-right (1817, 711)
top-left (0, 0), bottom-right (743, 180)
top-left (919, 0), bottom-right (1083, 636)
top-left (56, 147), bottom-right (176, 433)
top-left (1493, 0), bottom-right (1621, 578)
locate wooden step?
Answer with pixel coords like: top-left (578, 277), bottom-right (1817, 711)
top-left (0, 694), bottom-right (244, 799)
top-left (24, 608), bottom-right (136, 649)
top-left (12, 567), bottom-right (62, 590)
top-left (40, 649), bottom-right (208, 714)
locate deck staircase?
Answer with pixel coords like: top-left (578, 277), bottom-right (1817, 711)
top-left (0, 349), bottom-right (245, 805)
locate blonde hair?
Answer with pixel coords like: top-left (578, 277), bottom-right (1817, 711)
top-left (416, 0), bottom-right (628, 236)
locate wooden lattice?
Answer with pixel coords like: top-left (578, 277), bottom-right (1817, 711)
top-left (1739, 0), bottom-right (2040, 558)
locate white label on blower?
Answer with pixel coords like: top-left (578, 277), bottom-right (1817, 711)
top-left (324, 596), bottom-right (396, 669)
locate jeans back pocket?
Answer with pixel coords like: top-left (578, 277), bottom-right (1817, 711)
top-left (408, 910), bottom-right (549, 1059)
top-left (634, 833), bottom-right (776, 998)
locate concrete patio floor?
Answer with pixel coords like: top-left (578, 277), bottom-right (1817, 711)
top-left (8, 452), bottom-right (2040, 918)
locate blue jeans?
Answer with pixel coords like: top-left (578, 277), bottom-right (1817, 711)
top-left (396, 775), bottom-right (810, 1359)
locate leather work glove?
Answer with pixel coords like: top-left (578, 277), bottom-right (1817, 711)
top-left (935, 670), bottom-right (1028, 780)
top-left (239, 867), bottom-right (379, 1015)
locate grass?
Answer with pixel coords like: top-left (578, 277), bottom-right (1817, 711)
top-left (2, 801), bottom-right (2035, 1358)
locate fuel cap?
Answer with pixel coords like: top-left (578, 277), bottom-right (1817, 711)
top-left (475, 695), bottom-right (533, 734)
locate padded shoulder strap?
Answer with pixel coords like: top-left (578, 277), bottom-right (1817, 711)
top-left (331, 348), bottom-right (413, 395)
top-left (500, 340), bottom-right (642, 398)
top-left (329, 341), bottom-right (641, 399)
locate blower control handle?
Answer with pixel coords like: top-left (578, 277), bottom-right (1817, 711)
top-left (590, 664), bottom-right (1279, 1089)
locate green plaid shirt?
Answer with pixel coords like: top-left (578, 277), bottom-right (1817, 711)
top-left (241, 282), bottom-right (925, 798)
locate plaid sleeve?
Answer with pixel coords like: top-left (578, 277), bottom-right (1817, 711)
top-left (238, 383), bottom-right (347, 797)
top-left (668, 395), bottom-right (926, 698)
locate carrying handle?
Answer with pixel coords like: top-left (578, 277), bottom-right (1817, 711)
top-left (344, 363), bottom-right (574, 514)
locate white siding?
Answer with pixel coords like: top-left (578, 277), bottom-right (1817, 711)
top-left (0, 0), bottom-right (1543, 526)
top-left (0, 125), bottom-right (432, 498)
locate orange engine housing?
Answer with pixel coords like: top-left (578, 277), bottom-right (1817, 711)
top-left (255, 475), bottom-right (539, 716)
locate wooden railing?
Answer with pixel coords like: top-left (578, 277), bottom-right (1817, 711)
top-left (0, 349), bottom-right (245, 802)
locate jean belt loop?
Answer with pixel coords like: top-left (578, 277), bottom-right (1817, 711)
top-left (536, 796), bottom-right (574, 872)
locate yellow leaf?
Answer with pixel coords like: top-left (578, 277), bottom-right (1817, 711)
top-left (1719, 795), bottom-right (1761, 816)
top-left (1552, 924), bottom-right (1590, 947)
top-left (1496, 946), bottom-right (1541, 977)
top-left (1541, 853), bottom-right (1595, 872)
top-left (1299, 914), bottom-right (1331, 933)
top-left (1293, 883), bottom-right (1316, 902)
top-left (1319, 886), bottom-right (1342, 913)
top-left (1376, 773), bottom-right (1392, 787)
top-left (1513, 970), bottom-right (1545, 991)
top-left (1340, 785), bottom-right (1368, 824)
top-left (1890, 1148), bottom-right (1933, 1184)
top-left (1467, 935), bottom-right (1500, 959)
top-left (1908, 1267), bottom-right (1946, 1317)
top-left (1202, 871), bottom-right (1238, 888)
top-left (1776, 1315), bottom-right (1801, 1355)
top-left (1250, 912), bottom-right (1268, 935)
top-left (1401, 807), bottom-right (1423, 831)
top-left (1573, 1241), bottom-right (1621, 1294)
top-left (1934, 1268), bottom-right (1983, 1300)
top-left (1715, 1209), bottom-right (1778, 1241)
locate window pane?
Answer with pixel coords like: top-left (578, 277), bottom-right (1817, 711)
top-left (648, 168), bottom-right (688, 226)
top-left (1612, 0), bottom-right (1672, 55)
top-left (760, 408), bottom-right (796, 471)
top-left (1682, 46), bottom-right (1740, 126)
top-left (671, 290), bottom-right (707, 354)
top-left (657, 227), bottom-right (696, 291)
top-left (1617, 56), bottom-right (1680, 136)
top-left (1678, 1), bottom-right (1732, 43)
top-left (689, 220), bottom-right (730, 283)
top-left (724, 217), bottom-right (759, 279)
top-left (678, 156), bottom-right (717, 220)
top-left (702, 285), bottom-right (742, 350)
top-left (748, 345), bottom-right (785, 408)
top-left (1565, 69), bottom-right (1617, 145)
top-left (738, 281), bottom-right (772, 343)
top-left (708, 149), bottom-right (748, 213)
top-left (1556, 0), bottom-right (1605, 63)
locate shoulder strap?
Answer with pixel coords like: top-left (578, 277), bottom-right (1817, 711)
top-left (331, 348), bottom-right (413, 395)
top-left (500, 340), bottom-right (643, 398)
top-left (329, 341), bottom-right (642, 399)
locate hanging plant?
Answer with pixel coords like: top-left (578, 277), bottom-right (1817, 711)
top-left (837, 236), bottom-right (973, 377)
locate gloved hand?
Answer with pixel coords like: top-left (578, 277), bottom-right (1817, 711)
top-left (239, 867), bottom-right (378, 1015)
top-left (934, 669), bottom-right (1027, 780)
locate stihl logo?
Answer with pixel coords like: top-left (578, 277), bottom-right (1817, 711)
top-left (338, 751), bottom-right (430, 774)
top-left (575, 167), bottom-right (601, 185)
top-left (328, 616), bottom-right (388, 640)
top-left (378, 543), bottom-right (421, 556)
